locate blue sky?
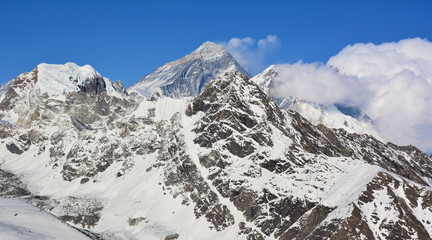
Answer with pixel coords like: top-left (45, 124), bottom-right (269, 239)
top-left (1, 0), bottom-right (431, 87)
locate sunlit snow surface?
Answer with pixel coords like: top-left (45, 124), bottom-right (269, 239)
top-left (0, 198), bottom-right (90, 240)
top-left (36, 63), bottom-right (99, 95)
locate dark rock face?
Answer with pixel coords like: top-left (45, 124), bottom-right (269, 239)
top-left (70, 116), bottom-right (93, 131)
top-left (73, 228), bottom-right (106, 240)
top-left (78, 76), bottom-right (106, 94)
top-left (64, 91), bottom-right (132, 125)
top-left (6, 142), bottom-right (23, 154)
top-left (59, 215), bottom-right (100, 228)
top-left (280, 205), bottom-right (335, 240)
top-left (0, 169), bottom-right (31, 197)
top-left (128, 217), bottom-right (146, 226)
top-left (111, 80), bottom-right (128, 96)
top-left (164, 233), bottom-right (180, 240)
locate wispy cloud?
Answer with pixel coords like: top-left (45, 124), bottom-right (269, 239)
top-left (268, 38), bottom-right (432, 153)
top-left (221, 35), bottom-right (280, 75)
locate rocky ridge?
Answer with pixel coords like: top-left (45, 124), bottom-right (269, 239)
top-left (185, 72), bottom-right (432, 239)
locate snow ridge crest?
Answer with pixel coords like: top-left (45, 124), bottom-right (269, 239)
top-left (36, 62), bottom-right (100, 95)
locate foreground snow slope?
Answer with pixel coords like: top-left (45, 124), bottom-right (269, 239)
top-left (0, 198), bottom-right (90, 240)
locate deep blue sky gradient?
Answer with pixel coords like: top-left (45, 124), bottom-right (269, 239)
top-left (1, 0), bottom-right (431, 86)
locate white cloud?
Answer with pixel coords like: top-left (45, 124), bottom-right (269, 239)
top-left (226, 37), bottom-right (255, 48)
top-left (269, 38), bottom-right (432, 153)
top-left (221, 35), bottom-right (280, 75)
top-left (270, 62), bottom-right (369, 106)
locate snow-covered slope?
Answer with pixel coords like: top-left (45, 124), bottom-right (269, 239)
top-left (128, 41), bottom-right (249, 98)
top-left (0, 198), bottom-right (91, 240)
top-left (1, 66), bottom-right (432, 239)
top-left (0, 79), bottom-right (13, 97)
top-left (277, 97), bottom-right (383, 141)
top-left (251, 65), bottom-right (383, 140)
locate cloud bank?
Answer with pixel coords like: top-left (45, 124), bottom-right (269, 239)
top-left (270, 63), bottom-right (369, 106)
top-left (221, 35), bottom-right (280, 75)
top-left (269, 38), bottom-right (432, 153)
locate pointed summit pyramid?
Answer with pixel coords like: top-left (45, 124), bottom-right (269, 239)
top-left (128, 41), bottom-right (249, 98)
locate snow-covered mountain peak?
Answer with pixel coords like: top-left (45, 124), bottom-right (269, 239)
top-left (38, 61), bottom-right (96, 71)
top-left (190, 41), bottom-right (228, 58)
top-left (128, 41), bottom-right (249, 98)
top-left (251, 64), bottom-right (277, 94)
top-left (0, 62), bottom-right (128, 125)
top-left (163, 41), bottom-right (228, 67)
top-left (36, 62), bottom-right (100, 95)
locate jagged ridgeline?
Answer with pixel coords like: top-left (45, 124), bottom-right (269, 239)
top-left (0, 43), bottom-right (432, 240)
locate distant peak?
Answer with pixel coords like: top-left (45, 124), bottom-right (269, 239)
top-left (129, 41), bottom-right (250, 98)
top-left (161, 41), bottom-right (230, 68)
top-left (198, 41), bottom-right (223, 49)
top-left (192, 41), bottom-right (228, 57)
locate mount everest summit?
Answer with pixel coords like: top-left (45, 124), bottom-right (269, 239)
top-left (0, 42), bottom-right (432, 240)
top-left (129, 41), bottom-right (249, 98)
